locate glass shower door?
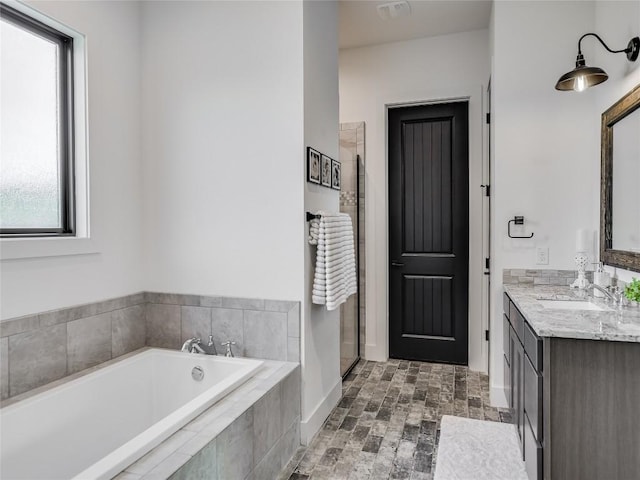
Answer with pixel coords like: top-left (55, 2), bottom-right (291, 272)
top-left (339, 122), bottom-right (365, 377)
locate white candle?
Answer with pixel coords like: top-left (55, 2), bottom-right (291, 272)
top-left (576, 229), bottom-right (590, 252)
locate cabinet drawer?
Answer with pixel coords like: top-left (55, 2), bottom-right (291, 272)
top-left (503, 292), bottom-right (511, 319)
top-left (503, 314), bottom-right (511, 363)
top-left (524, 355), bottom-right (543, 442)
top-left (510, 304), bottom-right (525, 343)
top-left (504, 354), bottom-right (512, 409)
top-left (524, 321), bottom-right (543, 372)
top-left (524, 415), bottom-right (542, 480)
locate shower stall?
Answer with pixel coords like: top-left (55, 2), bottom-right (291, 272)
top-left (339, 122), bottom-right (365, 377)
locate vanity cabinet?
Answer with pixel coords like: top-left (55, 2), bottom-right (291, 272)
top-left (503, 292), bottom-right (542, 479)
top-left (503, 290), bottom-right (640, 480)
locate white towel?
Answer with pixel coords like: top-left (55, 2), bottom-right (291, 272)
top-left (310, 211), bottom-right (357, 310)
top-left (308, 219), bottom-right (320, 245)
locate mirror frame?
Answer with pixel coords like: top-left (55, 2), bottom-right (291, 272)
top-left (600, 83), bottom-right (640, 273)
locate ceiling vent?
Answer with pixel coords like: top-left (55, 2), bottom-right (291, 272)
top-left (376, 1), bottom-right (411, 20)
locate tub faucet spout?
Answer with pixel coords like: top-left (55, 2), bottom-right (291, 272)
top-left (181, 337), bottom-right (205, 354)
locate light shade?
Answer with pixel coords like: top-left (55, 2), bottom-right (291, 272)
top-left (555, 65), bottom-right (608, 92)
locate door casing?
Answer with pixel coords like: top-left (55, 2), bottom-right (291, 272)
top-left (369, 86), bottom-right (488, 373)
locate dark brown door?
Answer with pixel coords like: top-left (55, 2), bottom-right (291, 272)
top-left (389, 102), bottom-right (469, 364)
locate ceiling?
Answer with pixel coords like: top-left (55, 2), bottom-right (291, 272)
top-left (339, 0), bottom-right (493, 49)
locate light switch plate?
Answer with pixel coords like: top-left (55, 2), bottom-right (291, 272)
top-left (536, 247), bottom-right (549, 265)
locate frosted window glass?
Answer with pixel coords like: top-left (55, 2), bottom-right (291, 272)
top-left (0, 19), bottom-right (61, 229)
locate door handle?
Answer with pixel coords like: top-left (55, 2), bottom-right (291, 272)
top-left (391, 261), bottom-right (405, 267)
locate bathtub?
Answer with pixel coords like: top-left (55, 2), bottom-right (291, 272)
top-left (0, 348), bottom-right (263, 480)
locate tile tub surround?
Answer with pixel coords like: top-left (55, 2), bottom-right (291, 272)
top-left (145, 292), bottom-right (301, 363)
top-left (504, 283), bottom-right (640, 341)
top-left (114, 361), bottom-right (301, 480)
top-left (4, 349), bottom-right (300, 480)
top-left (0, 292), bottom-right (300, 401)
top-left (0, 293), bottom-right (146, 400)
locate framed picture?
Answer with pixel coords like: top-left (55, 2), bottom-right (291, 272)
top-left (321, 155), bottom-right (332, 187)
top-left (307, 147), bottom-right (321, 184)
top-left (331, 159), bottom-right (341, 190)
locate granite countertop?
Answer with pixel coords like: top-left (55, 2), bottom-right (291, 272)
top-left (503, 284), bottom-right (640, 343)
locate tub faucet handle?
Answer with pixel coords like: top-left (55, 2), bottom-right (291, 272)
top-left (221, 341), bottom-right (236, 357)
top-left (205, 335), bottom-right (217, 355)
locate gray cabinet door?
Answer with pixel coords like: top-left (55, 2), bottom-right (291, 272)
top-left (510, 325), bottom-right (525, 455)
top-left (524, 354), bottom-right (543, 442)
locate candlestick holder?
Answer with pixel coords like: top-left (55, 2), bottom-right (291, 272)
top-left (570, 250), bottom-right (590, 289)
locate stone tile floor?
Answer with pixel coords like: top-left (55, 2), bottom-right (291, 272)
top-left (279, 358), bottom-right (512, 480)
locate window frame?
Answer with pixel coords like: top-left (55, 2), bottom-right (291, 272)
top-left (0, 3), bottom-right (75, 237)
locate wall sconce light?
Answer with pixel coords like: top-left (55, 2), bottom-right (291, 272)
top-left (555, 33), bottom-right (639, 92)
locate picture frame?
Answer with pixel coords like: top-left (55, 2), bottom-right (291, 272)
top-left (321, 155), bottom-right (332, 187)
top-left (331, 159), bottom-right (341, 191)
top-left (307, 147), bottom-right (321, 184)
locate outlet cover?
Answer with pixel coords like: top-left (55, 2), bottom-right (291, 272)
top-left (536, 247), bottom-right (549, 265)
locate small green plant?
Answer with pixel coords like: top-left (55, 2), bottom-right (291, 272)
top-left (624, 278), bottom-right (640, 303)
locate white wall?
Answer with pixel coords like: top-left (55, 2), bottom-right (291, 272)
top-left (339, 29), bottom-right (491, 371)
top-left (490, 0), bottom-right (640, 405)
top-left (141, 0), bottom-right (341, 444)
top-left (0, 0), bottom-right (143, 319)
top-left (301, 0), bottom-right (341, 444)
top-left (140, 1), bottom-right (305, 302)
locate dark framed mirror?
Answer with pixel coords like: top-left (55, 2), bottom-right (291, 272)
top-left (600, 83), bottom-right (640, 272)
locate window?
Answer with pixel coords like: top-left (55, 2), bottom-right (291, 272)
top-left (1, 3), bottom-right (75, 236)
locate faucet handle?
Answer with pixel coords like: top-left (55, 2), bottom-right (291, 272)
top-left (607, 285), bottom-right (624, 304)
top-left (221, 341), bottom-right (236, 357)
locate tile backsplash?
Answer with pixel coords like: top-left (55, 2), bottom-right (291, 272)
top-left (502, 268), bottom-right (628, 288)
top-left (502, 269), bottom-right (583, 286)
top-left (0, 292), bottom-right (300, 401)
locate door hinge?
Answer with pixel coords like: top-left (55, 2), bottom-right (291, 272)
top-left (485, 257), bottom-right (490, 270)
top-left (485, 329), bottom-right (490, 341)
top-left (481, 184), bottom-right (490, 197)
top-left (486, 112), bottom-right (490, 124)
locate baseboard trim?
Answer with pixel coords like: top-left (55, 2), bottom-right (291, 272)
top-left (300, 377), bottom-right (342, 445)
top-left (364, 343), bottom-right (387, 363)
top-left (490, 385), bottom-right (508, 408)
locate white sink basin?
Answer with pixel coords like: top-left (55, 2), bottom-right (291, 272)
top-left (538, 300), bottom-right (606, 311)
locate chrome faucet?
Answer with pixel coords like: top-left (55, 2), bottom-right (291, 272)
top-left (585, 283), bottom-right (622, 304)
top-left (181, 337), bottom-right (206, 354)
top-left (221, 341), bottom-right (236, 357)
top-left (181, 336), bottom-right (217, 355)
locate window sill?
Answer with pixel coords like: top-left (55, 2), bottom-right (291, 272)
top-left (0, 236), bottom-right (99, 261)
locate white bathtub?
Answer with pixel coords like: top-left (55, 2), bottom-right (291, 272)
top-left (0, 348), bottom-right (263, 480)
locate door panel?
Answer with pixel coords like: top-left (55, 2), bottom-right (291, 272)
top-left (402, 275), bottom-right (454, 337)
top-left (389, 102), bottom-right (469, 364)
top-left (403, 120), bottom-right (453, 254)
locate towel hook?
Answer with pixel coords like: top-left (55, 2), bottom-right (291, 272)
top-left (508, 216), bottom-right (534, 239)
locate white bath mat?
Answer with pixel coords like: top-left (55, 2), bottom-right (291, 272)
top-left (434, 415), bottom-right (527, 480)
